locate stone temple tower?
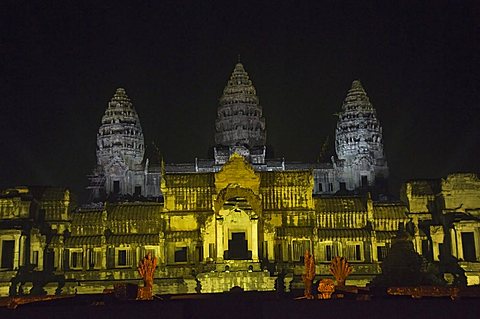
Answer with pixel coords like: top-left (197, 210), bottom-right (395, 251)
top-left (214, 62), bottom-right (266, 164)
top-left (334, 80), bottom-right (388, 191)
top-left (94, 88), bottom-right (145, 196)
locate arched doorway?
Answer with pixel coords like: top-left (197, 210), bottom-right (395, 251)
top-left (213, 186), bottom-right (262, 262)
top-left (221, 197), bottom-right (254, 260)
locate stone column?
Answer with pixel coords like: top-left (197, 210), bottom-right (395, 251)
top-left (102, 247), bottom-right (107, 269)
top-left (158, 238), bottom-right (165, 265)
top-left (450, 228), bottom-right (458, 258)
top-left (475, 228), bottom-right (480, 261)
top-left (251, 219), bottom-right (259, 262)
top-left (19, 235), bottom-right (26, 267)
top-left (54, 247), bottom-right (60, 270)
top-left (14, 233), bottom-right (21, 269)
top-left (267, 233), bottom-right (275, 262)
top-left (371, 231), bottom-right (378, 262)
top-left (58, 248), bottom-right (63, 270)
top-left (83, 245), bottom-right (87, 271)
top-left (38, 240), bottom-right (47, 271)
top-left (132, 245), bottom-right (138, 269)
top-left (203, 239), bottom-right (210, 261)
top-left (216, 218), bottom-right (224, 261)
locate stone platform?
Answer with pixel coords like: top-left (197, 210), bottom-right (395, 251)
top-left (197, 270), bottom-right (276, 293)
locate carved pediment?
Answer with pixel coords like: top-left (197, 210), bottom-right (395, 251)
top-left (442, 173), bottom-right (480, 191)
top-left (215, 153), bottom-right (260, 194)
top-left (214, 185), bottom-right (262, 216)
top-left (104, 155), bottom-right (128, 176)
top-left (353, 155), bottom-right (373, 170)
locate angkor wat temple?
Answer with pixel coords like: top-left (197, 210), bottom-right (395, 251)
top-left (0, 62), bottom-right (478, 295)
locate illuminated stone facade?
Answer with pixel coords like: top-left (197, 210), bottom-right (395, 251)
top-left (0, 187), bottom-right (73, 296)
top-left (0, 62), bottom-right (478, 296)
top-left (3, 172), bottom-right (478, 296)
top-left (402, 173), bottom-right (480, 285)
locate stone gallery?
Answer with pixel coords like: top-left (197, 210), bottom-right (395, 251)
top-left (0, 62), bottom-right (479, 296)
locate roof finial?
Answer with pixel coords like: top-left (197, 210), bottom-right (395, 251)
top-left (352, 80), bottom-right (363, 90)
top-left (237, 54), bottom-right (241, 64)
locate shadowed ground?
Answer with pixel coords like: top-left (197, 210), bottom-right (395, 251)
top-left (0, 292), bottom-right (479, 319)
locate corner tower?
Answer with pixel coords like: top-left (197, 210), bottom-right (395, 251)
top-left (214, 62), bottom-right (266, 164)
top-left (97, 88), bottom-right (144, 167)
top-left (93, 88), bottom-right (145, 196)
top-left (334, 80), bottom-right (388, 191)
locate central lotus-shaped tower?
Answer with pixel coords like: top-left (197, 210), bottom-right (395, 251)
top-left (214, 62), bottom-right (266, 164)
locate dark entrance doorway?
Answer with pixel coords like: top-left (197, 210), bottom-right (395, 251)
top-left (1, 240), bottom-right (15, 269)
top-left (462, 232), bottom-right (476, 262)
top-left (228, 232), bottom-right (249, 260)
top-left (134, 186), bottom-right (141, 196)
top-left (113, 181), bottom-right (120, 194)
top-left (361, 175), bottom-right (368, 188)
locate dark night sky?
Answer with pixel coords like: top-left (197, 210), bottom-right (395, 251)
top-left (0, 1), bottom-right (479, 201)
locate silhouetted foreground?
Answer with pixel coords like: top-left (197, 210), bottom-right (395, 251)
top-left (1, 292), bottom-right (480, 319)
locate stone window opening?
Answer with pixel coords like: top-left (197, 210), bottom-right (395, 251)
top-left (321, 242), bottom-right (341, 262)
top-left (1, 240), bottom-right (15, 269)
top-left (346, 243), bottom-right (363, 261)
top-left (115, 247), bottom-right (132, 268)
top-left (292, 240), bottom-right (311, 262)
top-left (32, 250), bottom-right (39, 267)
top-left (461, 232), bottom-right (477, 262)
top-left (376, 245), bottom-right (389, 261)
top-left (70, 249), bottom-right (83, 270)
top-left (275, 243), bottom-right (283, 262)
top-left (88, 248), bottom-right (103, 269)
top-left (174, 247), bottom-right (188, 263)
